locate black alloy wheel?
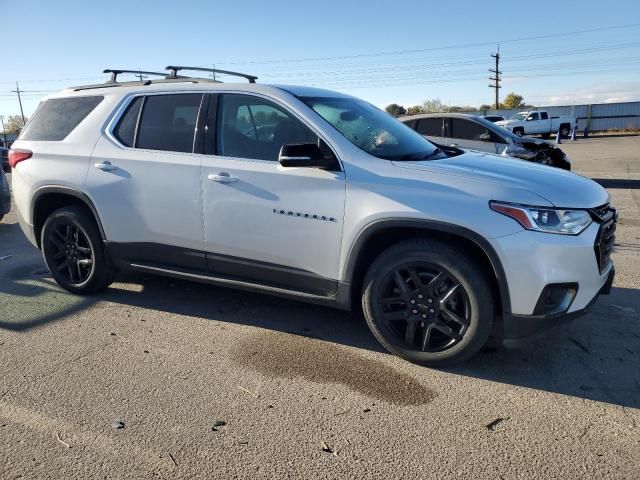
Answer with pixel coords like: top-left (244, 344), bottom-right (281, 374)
top-left (45, 222), bottom-right (95, 286)
top-left (41, 206), bottom-right (116, 294)
top-left (362, 239), bottom-right (494, 366)
top-left (377, 263), bottom-right (470, 353)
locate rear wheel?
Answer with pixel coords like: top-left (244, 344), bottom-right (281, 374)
top-left (362, 239), bottom-right (494, 366)
top-left (41, 206), bottom-right (115, 294)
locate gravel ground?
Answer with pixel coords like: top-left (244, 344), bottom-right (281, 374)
top-left (1, 136), bottom-right (639, 479)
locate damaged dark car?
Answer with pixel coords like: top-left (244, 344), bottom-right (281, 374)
top-left (399, 113), bottom-right (571, 170)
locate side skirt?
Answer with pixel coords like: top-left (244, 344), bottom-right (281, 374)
top-left (126, 262), bottom-right (352, 310)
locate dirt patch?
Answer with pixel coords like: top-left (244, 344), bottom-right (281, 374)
top-left (233, 330), bottom-right (435, 406)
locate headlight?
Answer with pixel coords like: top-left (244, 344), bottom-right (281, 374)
top-left (502, 143), bottom-right (536, 160)
top-left (490, 201), bottom-right (592, 235)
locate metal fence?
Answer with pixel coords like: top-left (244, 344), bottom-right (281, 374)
top-left (474, 101), bottom-right (640, 131)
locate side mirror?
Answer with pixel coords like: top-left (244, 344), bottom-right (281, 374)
top-left (278, 142), bottom-right (338, 169)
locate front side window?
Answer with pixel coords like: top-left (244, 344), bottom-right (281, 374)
top-left (450, 119), bottom-right (491, 141)
top-left (20, 96), bottom-right (104, 141)
top-left (528, 112), bottom-right (540, 121)
top-left (217, 94), bottom-right (317, 161)
top-left (301, 96), bottom-right (438, 160)
top-left (136, 94), bottom-right (203, 153)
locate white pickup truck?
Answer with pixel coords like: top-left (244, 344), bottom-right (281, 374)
top-left (495, 111), bottom-right (576, 138)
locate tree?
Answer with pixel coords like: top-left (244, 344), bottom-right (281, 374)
top-left (406, 105), bottom-right (423, 115)
top-left (501, 93), bottom-right (526, 110)
top-left (421, 98), bottom-right (446, 113)
top-left (385, 104), bottom-right (406, 117)
top-left (3, 115), bottom-right (26, 134)
top-left (479, 104), bottom-right (492, 111)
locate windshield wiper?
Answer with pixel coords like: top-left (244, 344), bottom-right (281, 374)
top-left (396, 148), bottom-right (443, 161)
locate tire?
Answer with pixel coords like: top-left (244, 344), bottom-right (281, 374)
top-left (513, 128), bottom-right (524, 137)
top-left (41, 206), bottom-right (115, 294)
top-left (559, 124), bottom-right (570, 138)
top-left (362, 238), bottom-right (494, 366)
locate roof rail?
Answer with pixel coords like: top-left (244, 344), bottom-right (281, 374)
top-left (103, 69), bottom-right (167, 83)
top-left (165, 65), bottom-right (257, 83)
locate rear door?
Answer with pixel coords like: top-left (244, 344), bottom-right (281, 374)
top-left (200, 93), bottom-right (346, 295)
top-left (86, 92), bottom-right (207, 270)
top-left (414, 117), bottom-right (445, 144)
top-left (446, 118), bottom-right (499, 153)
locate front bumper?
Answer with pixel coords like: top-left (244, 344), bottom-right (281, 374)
top-left (502, 266), bottom-right (614, 339)
top-left (491, 219), bottom-right (615, 339)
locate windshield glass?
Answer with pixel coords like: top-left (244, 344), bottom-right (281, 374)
top-left (300, 96), bottom-right (438, 160)
top-left (510, 113), bottom-right (528, 120)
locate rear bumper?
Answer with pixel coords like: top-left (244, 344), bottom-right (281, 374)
top-left (17, 208), bottom-right (38, 247)
top-left (503, 266), bottom-right (614, 339)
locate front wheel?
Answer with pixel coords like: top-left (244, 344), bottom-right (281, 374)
top-left (559, 125), bottom-right (571, 138)
top-left (41, 206), bottom-right (115, 294)
top-left (513, 128), bottom-right (524, 137)
top-left (362, 239), bottom-right (494, 366)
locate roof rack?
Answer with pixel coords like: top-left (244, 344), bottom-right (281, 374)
top-left (165, 65), bottom-right (257, 83)
top-left (103, 69), bottom-right (167, 83)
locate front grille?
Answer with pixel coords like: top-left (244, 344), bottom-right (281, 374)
top-left (590, 203), bottom-right (616, 272)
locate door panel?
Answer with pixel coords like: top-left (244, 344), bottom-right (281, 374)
top-left (201, 93), bottom-right (346, 290)
top-left (86, 93), bottom-right (207, 267)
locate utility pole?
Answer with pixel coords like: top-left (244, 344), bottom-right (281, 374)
top-left (136, 69), bottom-right (147, 82)
top-left (489, 46), bottom-right (502, 110)
top-left (12, 82), bottom-right (26, 125)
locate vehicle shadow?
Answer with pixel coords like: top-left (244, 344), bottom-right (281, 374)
top-left (593, 178), bottom-right (640, 189)
top-left (2, 220), bottom-right (639, 409)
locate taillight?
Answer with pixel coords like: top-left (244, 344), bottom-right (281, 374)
top-left (8, 149), bottom-right (32, 168)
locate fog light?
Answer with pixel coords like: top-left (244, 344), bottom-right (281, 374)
top-left (533, 283), bottom-right (578, 316)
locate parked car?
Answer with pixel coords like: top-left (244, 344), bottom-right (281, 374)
top-left (495, 110), bottom-right (576, 138)
top-left (399, 113), bottom-right (571, 170)
top-left (0, 167), bottom-right (10, 222)
top-left (1, 147), bottom-right (9, 173)
top-left (482, 115), bottom-right (505, 123)
top-left (9, 67), bottom-right (615, 366)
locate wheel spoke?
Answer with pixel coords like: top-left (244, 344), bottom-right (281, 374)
top-left (438, 282), bottom-right (460, 304)
top-left (77, 246), bottom-right (91, 255)
top-left (380, 296), bottom-right (404, 306)
top-left (405, 319), bottom-right (418, 345)
top-left (77, 258), bottom-right (93, 266)
top-left (54, 259), bottom-right (69, 272)
top-left (433, 320), bottom-right (462, 341)
top-left (65, 225), bottom-right (72, 242)
top-left (425, 271), bottom-right (444, 293)
top-left (441, 307), bottom-right (468, 327)
top-left (67, 263), bottom-right (75, 282)
top-left (407, 268), bottom-right (423, 290)
top-left (53, 229), bottom-right (67, 244)
top-left (420, 324), bottom-right (434, 351)
top-left (49, 236), bottom-right (65, 250)
top-left (382, 310), bottom-right (406, 321)
top-left (393, 270), bottom-right (408, 295)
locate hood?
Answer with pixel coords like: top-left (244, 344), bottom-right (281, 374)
top-left (393, 151), bottom-right (609, 208)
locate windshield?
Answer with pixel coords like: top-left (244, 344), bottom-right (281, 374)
top-left (300, 96), bottom-right (438, 160)
top-left (510, 113), bottom-right (528, 120)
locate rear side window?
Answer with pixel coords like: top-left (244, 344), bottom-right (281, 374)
top-left (450, 118), bottom-right (490, 141)
top-left (416, 118), bottom-right (443, 136)
top-left (540, 112), bottom-right (549, 120)
top-left (136, 94), bottom-right (203, 153)
top-left (20, 96), bottom-right (103, 141)
top-left (114, 97), bottom-right (143, 147)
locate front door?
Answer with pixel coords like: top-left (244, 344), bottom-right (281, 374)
top-left (87, 92), bottom-right (207, 270)
top-left (201, 93), bottom-right (346, 295)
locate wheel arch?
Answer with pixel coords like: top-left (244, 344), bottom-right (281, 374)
top-left (344, 219), bottom-right (512, 317)
top-left (32, 186), bottom-right (106, 248)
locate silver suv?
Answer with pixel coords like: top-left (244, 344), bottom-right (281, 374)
top-left (9, 66), bottom-right (616, 366)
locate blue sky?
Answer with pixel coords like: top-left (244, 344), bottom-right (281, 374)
top-left (2, 0), bottom-right (640, 118)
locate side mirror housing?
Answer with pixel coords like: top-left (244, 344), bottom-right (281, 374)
top-left (278, 142), bottom-right (338, 170)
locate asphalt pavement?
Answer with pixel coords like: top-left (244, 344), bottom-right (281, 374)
top-left (1, 136), bottom-right (639, 479)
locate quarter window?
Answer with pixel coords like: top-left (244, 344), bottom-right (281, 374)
top-left (136, 94), bottom-right (203, 153)
top-left (217, 94), bottom-right (317, 161)
top-left (20, 96), bottom-right (104, 141)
